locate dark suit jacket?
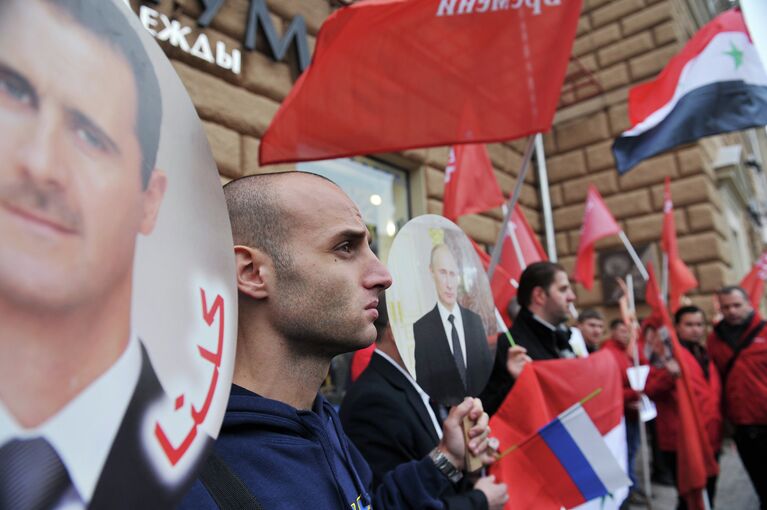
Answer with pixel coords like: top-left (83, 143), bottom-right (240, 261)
top-left (89, 344), bottom-right (212, 509)
top-left (413, 304), bottom-right (492, 405)
top-left (340, 353), bottom-right (488, 510)
top-left (480, 307), bottom-right (575, 416)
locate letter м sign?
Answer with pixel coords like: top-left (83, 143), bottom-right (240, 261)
top-left (144, 0), bottom-right (311, 72)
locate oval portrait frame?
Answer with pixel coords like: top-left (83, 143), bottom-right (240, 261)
top-left (386, 214), bottom-right (496, 406)
top-left (0, 0), bottom-right (236, 506)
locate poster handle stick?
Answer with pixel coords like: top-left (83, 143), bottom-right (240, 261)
top-left (488, 136), bottom-right (536, 281)
top-left (462, 416), bottom-right (484, 472)
top-left (619, 230), bottom-right (649, 281)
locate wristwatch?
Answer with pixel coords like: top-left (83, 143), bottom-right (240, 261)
top-left (428, 447), bottom-right (463, 483)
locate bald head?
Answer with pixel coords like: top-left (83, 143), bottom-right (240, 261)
top-left (224, 172), bottom-right (335, 273)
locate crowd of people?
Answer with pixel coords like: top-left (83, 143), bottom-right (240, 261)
top-left (177, 172), bottom-right (764, 509)
top-left (1, 1), bottom-right (762, 509)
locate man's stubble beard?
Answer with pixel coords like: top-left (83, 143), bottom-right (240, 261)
top-left (271, 263), bottom-right (373, 359)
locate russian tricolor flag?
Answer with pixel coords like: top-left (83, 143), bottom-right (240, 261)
top-left (489, 351), bottom-right (632, 510)
top-left (612, 8), bottom-right (767, 174)
top-left (526, 403), bottom-right (631, 509)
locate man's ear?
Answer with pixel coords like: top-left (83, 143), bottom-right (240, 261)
top-left (531, 286), bottom-right (547, 307)
top-left (139, 169), bottom-right (167, 235)
top-left (234, 245), bottom-right (271, 300)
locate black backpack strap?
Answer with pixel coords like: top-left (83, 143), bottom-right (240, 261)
top-left (199, 452), bottom-right (264, 510)
top-left (722, 320), bottom-right (766, 382)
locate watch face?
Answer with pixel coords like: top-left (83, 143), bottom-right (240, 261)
top-left (386, 214), bottom-right (496, 406)
top-left (0, 1), bottom-right (236, 506)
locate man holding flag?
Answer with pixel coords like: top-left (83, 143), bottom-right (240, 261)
top-left (481, 262), bottom-right (576, 416)
top-left (645, 306), bottom-right (722, 509)
top-left (644, 266), bottom-right (719, 510)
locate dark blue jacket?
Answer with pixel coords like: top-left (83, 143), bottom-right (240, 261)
top-left (180, 384), bottom-right (449, 509)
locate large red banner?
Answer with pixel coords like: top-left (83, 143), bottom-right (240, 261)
top-left (260, 0), bottom-right (583, 165)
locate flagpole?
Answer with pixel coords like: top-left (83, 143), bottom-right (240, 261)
top-left (661, 253), bottom-right (669, 304)
top-left (507, 216), bottom-right (527, 269)
top-left (627, 275), bottom-right (654, 504)
top-left (618, 230), bottom-right (649, 281)
top-left (535, 133), bottom-right (557, 262)
top-left (488, 136), bottom-right (536, 280)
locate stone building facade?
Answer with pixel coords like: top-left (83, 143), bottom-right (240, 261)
top-left (129, 0), bottom-right (767, 322)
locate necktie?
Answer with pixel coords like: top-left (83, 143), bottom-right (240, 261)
top-left (0, 437), bottom-right (72, 510)
top-left (448, 314), bottom-right (467, 387)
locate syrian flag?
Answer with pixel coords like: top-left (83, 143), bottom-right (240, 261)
top-left (443, 144), bottom-right (505, 221)
top-left (661, 177), bottom-right (698, 312)
top-left (740, 250), bottom-right (767, 309)
top-left (572, 186), bottom-right (621, 290)
top-left (490, 351), bottom-right (631, 509)
top-left (612, 8), bottom-right (767, 174)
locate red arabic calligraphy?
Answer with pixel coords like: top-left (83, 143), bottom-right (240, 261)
top-left (155, 288), bottom-right (225, 466)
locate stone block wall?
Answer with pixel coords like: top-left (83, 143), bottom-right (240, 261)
top-left (547, 0), bottom-right (759, 322)
top-left (135, 0), bottom-right (760, 323)
top-left (131, 0), bottom-right (533, 247)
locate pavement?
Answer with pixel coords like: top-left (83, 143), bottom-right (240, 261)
top-left (628, 440), bottom-right (760, 510)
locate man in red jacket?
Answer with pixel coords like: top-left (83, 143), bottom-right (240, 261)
top-left (646, 306), bottom-right (722, 509)
top-left (601, 319), bottom-right (644, 502)
top-left (708, 286), bottom-right (767, 507)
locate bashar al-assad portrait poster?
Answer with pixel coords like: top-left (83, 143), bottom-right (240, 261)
top-left (0, 1), bottom-right (236, 508)
top-left (387, 215), bottom-right (496, 406)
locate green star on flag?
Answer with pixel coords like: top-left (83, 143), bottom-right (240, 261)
top-left (724, 41), bottom-right (744, 69)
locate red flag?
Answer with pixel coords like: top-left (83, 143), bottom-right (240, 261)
top-left (472, 239), bottom-right (516, 326)
top-left (740, 251), bottom-right (767, 309)
top-left (500, 204), bottom-right (549, 283)
top-left (649, 268), bottom-right (718, 509)
top-left (661, 177), bottom-right (698, 312)
top-left (259, 0), bottom-right (583, 165)
top-left (350, 343), bottom-right (376, 382)
top-left (443, 144), bottom-right (504, 221)
top-left (471, 206), bottom-right (547, 325)
top-left (489, 352), bottom-right (626, 509)
top-left (572, 186), bottom-right (621, 290)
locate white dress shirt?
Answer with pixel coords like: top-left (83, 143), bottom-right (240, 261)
top-left (0, 334), bottom-right (142, 509)
top-left (374, 350), bottom-right (443, 439)
top-left (436, 301), bottom-right (467, 368)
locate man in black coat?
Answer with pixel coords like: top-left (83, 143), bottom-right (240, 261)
top-left (480, 261), bottom-right (576, 415)
top-left (413, 244), bottom-right (493, 405)
top-left (341, 297), bottom-right (509, 510)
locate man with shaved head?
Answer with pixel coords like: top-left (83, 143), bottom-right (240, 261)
top-left (181, 173), bottom-right (493, 509)
top-left (413, 243), bottom-right (493, 406)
